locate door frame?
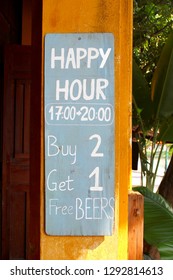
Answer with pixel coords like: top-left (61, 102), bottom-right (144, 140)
top-left (28, 0), bottom-right (42, 260)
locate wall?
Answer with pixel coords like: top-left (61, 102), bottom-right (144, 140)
top-left (39, 0), bottom-right (132, 260)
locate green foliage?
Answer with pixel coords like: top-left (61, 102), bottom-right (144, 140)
top-left (132, 59), bottom-right (152, 129)
top-left (151, 32), bottom-right (173, 142)
top-left (133, 0), bottom-right (173, 84)
top-left (152, 33), bottom-right (173, 119)
top-left (134, 187), bottom-right (173, 259)
top-left (133, 32), bottom-right (173, 190)
top-left (133, 1), bottom-right (173, 260)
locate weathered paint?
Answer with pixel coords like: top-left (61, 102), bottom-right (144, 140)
top-left (44, 33), bottom-right (115, 236)
top-left (41, 0), bottom-right (132, 260)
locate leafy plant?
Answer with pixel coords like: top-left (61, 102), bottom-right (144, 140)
top-left (133, 32), bottom-right (173, 191)
top-left (134, 187), bottom-right (173, 260)
top-left (133, 2), bottom-right (173, 260)
top-left (133, 0), bottom-right (173, 84)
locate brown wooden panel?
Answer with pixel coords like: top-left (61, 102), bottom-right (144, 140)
top-left (10, 162), bottom-right (30, 184)
top-left (15, 81), bottom-right (24, 154)
top-left (128, 191), bottom-right (144, 260)
top-left (9, 191), bottom-right (26, 259)
top-left (23, 81), bottom-right (30, 154)
top-left (2, 45), bottom-right (31, 259)
top-left (28, 0), bottom-right (42, 259)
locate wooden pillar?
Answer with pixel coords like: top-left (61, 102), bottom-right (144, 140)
top-left (31, 0), bottom-right (133, 259)
top-left (128, 191), bottom-right (144, 260)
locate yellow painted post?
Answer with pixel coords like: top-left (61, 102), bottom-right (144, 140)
top-left (41, 0), bottom-right (133, 260)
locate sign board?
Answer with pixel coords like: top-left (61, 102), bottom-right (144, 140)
top-left (44, 33), bottom-right (115, 235)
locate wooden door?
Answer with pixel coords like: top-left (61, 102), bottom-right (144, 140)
top-left (2, 45), bottom-right (31, 259)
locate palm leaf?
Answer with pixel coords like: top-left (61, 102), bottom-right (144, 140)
top-left (159, 116), bottom-right (173, 142)
top-left (151, 32), bottom-right (173, 142)
top-left (158, 243), bottom-right (173, 260)
top-left (133, 186), bottom-right (173, 259)
top-left (133, 59), bottom-right (153, 130)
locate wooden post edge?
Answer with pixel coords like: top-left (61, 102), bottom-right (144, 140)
top-left (128, 190), bottom-right (144, 260)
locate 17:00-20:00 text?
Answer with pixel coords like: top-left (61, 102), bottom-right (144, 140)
top-left (46, 104), bottom-right (113, 124)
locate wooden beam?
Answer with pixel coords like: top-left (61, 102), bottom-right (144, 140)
top-left (128, 191), bottom-right (144, 260)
